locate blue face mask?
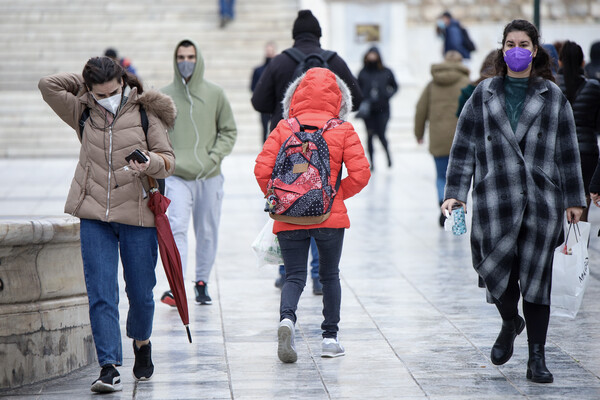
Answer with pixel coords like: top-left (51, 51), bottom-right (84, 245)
top-left (504, 47), bottom-right (533, 72)
top-left (178, 61), bottom-right (195, 79)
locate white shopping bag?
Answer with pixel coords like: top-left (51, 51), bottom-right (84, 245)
top-left (251, 219), bottom-right (284, 267)
top-left (551, 221), bottom-right (591, 319)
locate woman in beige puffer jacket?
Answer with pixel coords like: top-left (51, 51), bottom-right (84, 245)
top-left (39, 56), bottom-right (176, 392)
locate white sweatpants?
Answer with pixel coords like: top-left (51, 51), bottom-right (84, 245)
top-left (165, 174), bottom-right (224, 283)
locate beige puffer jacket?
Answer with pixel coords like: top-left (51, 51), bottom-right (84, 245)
top-left (39, 73), bottom-right (176, 227)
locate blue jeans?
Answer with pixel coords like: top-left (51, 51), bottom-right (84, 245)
top-left (434, 156), bottom-right (449, 203)
top-left (278, 237), bottom-right (319, 278)
top-left (277, 228), bottom-right (345, 338)
top-left (219, 0), bottom-right (235, 18)
top-left (80, 219), bottom-right (158, 367)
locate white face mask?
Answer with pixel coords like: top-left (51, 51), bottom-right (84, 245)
top-left (95, 92), bottom-right (122, 115)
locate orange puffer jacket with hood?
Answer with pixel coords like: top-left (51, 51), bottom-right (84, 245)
top-left (254, 68), bottom-right (371, 233)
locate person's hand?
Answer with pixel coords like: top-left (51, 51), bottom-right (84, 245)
top-left (417, 138), bottom-right (424, 145)
top-left (591, 193), bottom-right (600, 207)
top-left (129, 152), bottom-right (150, 172)
top-left (441, 198), bottom-right (466, 216)
top-left (566, 206), bottom-right (583, 224)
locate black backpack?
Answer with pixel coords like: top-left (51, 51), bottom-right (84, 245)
top-left (79, 106), bottom-right (165, 195)
top-left (460, 25), bottom-right (476, 53)
top-left (283, 47), bottom-right (337, 81)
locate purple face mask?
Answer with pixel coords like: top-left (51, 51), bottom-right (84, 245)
top-left (503, 47), bottom-right (533, 72)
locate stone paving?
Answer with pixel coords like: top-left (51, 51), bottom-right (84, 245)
top-left (2, 148), bottom-right (600, 399)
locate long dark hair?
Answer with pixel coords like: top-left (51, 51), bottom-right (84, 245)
top-left (559, 40), bottom-right (585, 103)
top-left (494, 19), bottom-right (554, 82)
top-left (82, 56), bottom-right (143, 94)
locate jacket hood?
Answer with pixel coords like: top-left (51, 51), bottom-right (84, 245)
top-left (171, 38), bottom-right (205, 90)
top-left (136, 90), bottom-right (177, 130)
top-left (431, 61), bottom-right (470, 86)
top-left (282, 68), bottom-right (352, 120)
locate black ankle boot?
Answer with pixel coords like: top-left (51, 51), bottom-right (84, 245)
top-left (527, 343), bottom-right (553, 383)
top-left (490, 315), bottom-right (525, 365)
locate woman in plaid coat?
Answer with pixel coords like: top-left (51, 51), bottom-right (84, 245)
top-left (442, 20), bottom-right (586, 384)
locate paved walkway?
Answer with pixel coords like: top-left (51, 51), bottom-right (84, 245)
top-left (2, 148), bottom-right (600, 399)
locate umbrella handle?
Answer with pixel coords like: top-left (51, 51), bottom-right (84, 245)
top-left (186, 325), bottom-right (192, 343)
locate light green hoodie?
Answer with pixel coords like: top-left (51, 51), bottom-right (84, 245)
top-left (161, 38), bottom-right (237, 180)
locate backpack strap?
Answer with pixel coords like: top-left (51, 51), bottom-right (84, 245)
top-left (283, 48), bottom-right (306, 64)
top-left (78, 107), bottom-right (90, 139)
top-left (78, 106), bottom-right (148, 138)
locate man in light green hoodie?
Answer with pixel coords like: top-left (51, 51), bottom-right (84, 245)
top-left (161, 39), bottom-right (237, 306)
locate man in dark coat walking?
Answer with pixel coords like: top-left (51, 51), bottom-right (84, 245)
top-left (251, 9), bottom-right (362, 132)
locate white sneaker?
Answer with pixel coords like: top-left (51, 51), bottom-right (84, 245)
top-left (277, 318), bottom-right (297, 363)
top-left (321, 338), bottom-right (345, 358)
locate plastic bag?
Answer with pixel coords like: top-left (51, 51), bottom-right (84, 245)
top-left (251, 219), bottom-right (284, 267)
top-left (551, 221), bottom-right (591, 319)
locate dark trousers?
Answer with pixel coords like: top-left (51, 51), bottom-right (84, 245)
top-left (277, 228), bottom-right (345, 338)
top-left (364, 111), bottom-right (391, 168)
top-left (494, 264), bottom-right (550, 345)
top-left (260, 113), bottom-right (270, 143)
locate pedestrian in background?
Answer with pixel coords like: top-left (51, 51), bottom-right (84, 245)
top-left (584, 41), bottom-right (600, 81)
top-left (39, 56), bottom-right (176, 392)
top-left (442, 19), bottom-right (585, 384)
top-left (219, 0), bottom-right (235, 28)
top-left (251, 41), bottom-right (277, 143)
top-left (255, 68), bottom-right (370, 363)
top-left (414, 50), bottom-right (470, 226)
top-left (104, 48), bottom-right (138, 77)
top-left (357, 46), bottom-right (398, 170)
top-left (251, 9), bottom-right (362, 133)
top-left (557, 40), bottom-right (600, 222)
top-left (160, 39), bottom-right (237, 307)
top-left (438, 11), bottom-right (473, 63)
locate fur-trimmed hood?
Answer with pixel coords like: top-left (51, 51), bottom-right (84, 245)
top-left (136, 90), bottom-right (177, 130)
top-left (282, 68), bottom-right (352, 120)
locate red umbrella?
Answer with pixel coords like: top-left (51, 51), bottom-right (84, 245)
top-left (147, 187), bottom-right (192, 343)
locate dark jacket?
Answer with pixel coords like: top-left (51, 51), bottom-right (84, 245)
top-left (584, 42), bottom-right (600, 82)
top-left (445, 76), bottom-right (585, 305)
top-left (251, 33), bottom-right (362, 132)
top-left (357, 64), bottom-right (398, 115)
top-left (251, 58), bottom-right (271, 92)
top-left (444, 20), bottom-right (470, 59)
top-left (556, 72), bottom-right (600, 156)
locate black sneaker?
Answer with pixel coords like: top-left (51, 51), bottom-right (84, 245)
top-left (133, 341), bottom-right (154, 381)
top-left (194, 280), bottom-right (212, 305)
top-left (274, 274), bottom-right (284, 289)
top-left (312, 278), bottom-right (323, 295)
top-left (91, 365), bottom-right (122, 393)
top-left (160, 290), bottom-right (177, 307)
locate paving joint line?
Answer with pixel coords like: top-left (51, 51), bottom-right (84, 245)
top-left (215, 265), bottom-right (235, 400)
top-left (340, 273), bottom-right (430, 399)
top-left (297, 323), bottom-right (332, 400)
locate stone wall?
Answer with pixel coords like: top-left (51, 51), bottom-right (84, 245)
top-left (0, 217), bottom-right (95, 390)
top-left (328, 0), bottom-right (600, 24)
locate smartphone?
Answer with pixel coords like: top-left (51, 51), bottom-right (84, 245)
top-left (125, 149), bottom-right (148, 164)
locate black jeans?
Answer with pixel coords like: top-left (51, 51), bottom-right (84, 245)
top-left (364, 111), bottom-right (391, 168)
top-left (277, 228), bottom-right (345, 338)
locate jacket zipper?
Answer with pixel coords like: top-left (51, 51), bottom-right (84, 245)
top-left (106, 125), bottom-right (113, 219)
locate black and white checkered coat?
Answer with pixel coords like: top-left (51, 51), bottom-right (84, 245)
top-left (445, 76), bottom-right (586, 305)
